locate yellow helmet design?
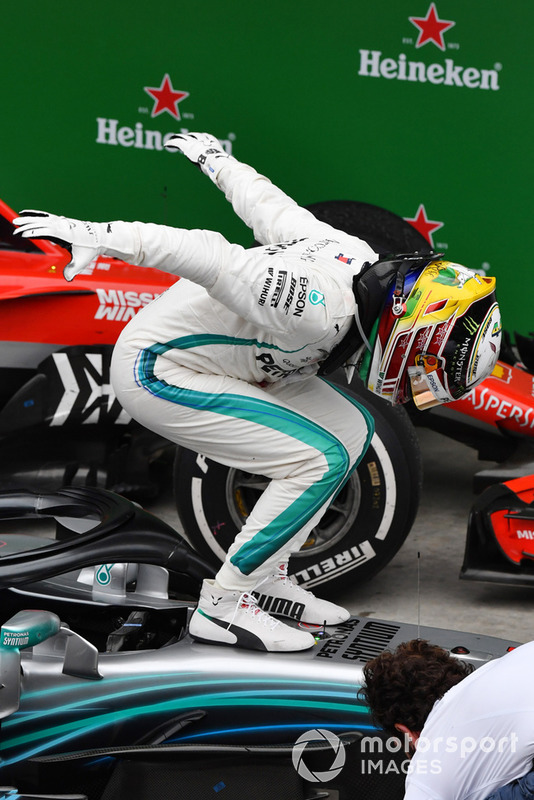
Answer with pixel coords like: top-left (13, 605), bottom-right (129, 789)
top-left (364, 259), bottom-right (501, 408)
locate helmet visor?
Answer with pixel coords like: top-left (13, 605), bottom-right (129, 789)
top-left (407, 365), bottom-right (443, 410)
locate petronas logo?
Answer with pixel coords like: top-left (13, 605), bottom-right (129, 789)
top-left (463, 316), bottom-right (478, 335)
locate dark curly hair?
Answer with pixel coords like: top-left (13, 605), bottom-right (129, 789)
top-left (360, 639), bottom-right (474, 737)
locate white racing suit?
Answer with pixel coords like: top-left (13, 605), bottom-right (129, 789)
top-left (110, 158), bottom-right (378, 591)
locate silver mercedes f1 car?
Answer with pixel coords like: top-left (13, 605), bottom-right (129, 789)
top-left (0, 487), bottom-right (520, 800)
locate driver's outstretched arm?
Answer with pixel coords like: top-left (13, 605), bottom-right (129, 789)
top-left (164, 132), bottom-right (342, 246)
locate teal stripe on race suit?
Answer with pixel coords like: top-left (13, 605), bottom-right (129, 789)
top-left (230, 382), bottom-right (375, 573)
top-left (144, 333), bottom-right (311, 357)
top-left (323, 379), bottom-right (375, 484)
top-left (135, 339), bottom-right (373, 574)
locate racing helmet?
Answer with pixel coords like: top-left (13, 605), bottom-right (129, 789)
top-left (360, 259), bottom-right (502, 409)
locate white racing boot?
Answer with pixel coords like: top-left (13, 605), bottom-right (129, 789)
top-left (253, 564), bottom-right (351, 625)
top-left (189, 579), bottom-right (315, 652)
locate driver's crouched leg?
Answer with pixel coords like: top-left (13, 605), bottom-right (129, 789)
top-left (112, 350), bottom-right (372, 651)
top-left (191, 376), bottom-right (373, 650)
top-left (211, 377), bottom-right (374, 637)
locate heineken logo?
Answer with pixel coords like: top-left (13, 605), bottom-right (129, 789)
top-left (143, 73), bottom-right (189, 121)
top-left (404, 204), bottom-right (444, 248)
top-left (358, 50), bottom-right (500, 91)
top-left (96, 119), bottom-right (235, 155)
top-left (358, 3), bottom-right (502, 92)
top-left (95, 73), bottom-right (236, 154)
top-left (409, 3), bottom-right (455, 51)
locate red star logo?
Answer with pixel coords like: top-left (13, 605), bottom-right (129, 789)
top-left (409, 3), bottom-right (455, 50)
top-left (144, 74), bottom-right (190, 120)
top-left (404, 204), bottom-right (444, 247)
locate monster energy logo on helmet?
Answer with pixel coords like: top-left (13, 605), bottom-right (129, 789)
top-left (463, 316), bottom-right (479, 335)
top-left (446, 299), bottom-right (501, 399)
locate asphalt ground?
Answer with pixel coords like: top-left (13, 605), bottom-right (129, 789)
top-left (335, 427), bottom-right (533, 645)
top-left (148, 427), bottom-right (533, 645)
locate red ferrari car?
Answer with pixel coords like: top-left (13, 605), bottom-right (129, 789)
top-left (0, 197), bottom-right (177, 495)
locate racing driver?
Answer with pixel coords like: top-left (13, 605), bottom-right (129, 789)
top-left (14, 133), bottom-right (502, 653)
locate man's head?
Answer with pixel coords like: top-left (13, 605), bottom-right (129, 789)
top-left (361, 259), bottom-right (501, 408)
top-left (361, 639), bottom-right (474, 740)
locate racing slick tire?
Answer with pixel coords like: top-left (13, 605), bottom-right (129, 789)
top-left (304, 199), bottom-right (432, 255)
top-left (173, 377), bottom-right (422, 597)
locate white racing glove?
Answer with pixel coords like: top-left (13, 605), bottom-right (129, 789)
top-left (13, 211), bottom-right (136, 281)
top-left (164, 132), bottom-right (235, 184)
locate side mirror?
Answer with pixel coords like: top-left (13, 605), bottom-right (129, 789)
top-left (1, 610), bottom-right (61, 650)
top-left (0, 611), bottom-right (60, 722)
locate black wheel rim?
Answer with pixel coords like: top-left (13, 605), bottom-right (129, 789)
top-left (224, 469), bottom-right (362, 556)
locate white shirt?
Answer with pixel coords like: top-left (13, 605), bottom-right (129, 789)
top-left (404, 641), bottom-right (534, 800)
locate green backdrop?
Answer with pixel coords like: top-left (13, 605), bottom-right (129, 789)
top-left (2, 0), bottom-right (531, 332)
